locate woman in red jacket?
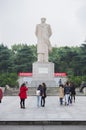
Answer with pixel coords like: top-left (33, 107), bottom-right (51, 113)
top-left (0, 87), bottom-right (3, 103)
top-left (19, 83), bottom-right (28, 109)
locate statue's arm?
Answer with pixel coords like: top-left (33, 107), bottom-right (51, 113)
top-left (48, 25), bottom-right (52, 37)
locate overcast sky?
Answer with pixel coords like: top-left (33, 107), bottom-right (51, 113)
top-left (0, 0), bottom-right (86, 48)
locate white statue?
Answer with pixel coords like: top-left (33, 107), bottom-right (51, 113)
top-left (35, 18), bottom-right (52, 62)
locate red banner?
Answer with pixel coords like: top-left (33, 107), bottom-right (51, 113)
top-left (18, 72), bottom-right (32, 76)
top-left (54, 73), bottom-right (67, 77)
top-left (18, 72), bottom-right (67, 77)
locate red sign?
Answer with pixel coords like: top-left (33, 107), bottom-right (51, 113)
top-left (18, 72), bottom-right (67, 77)
top-left (54, 73), bottom-right (67, 77)
top-left (18, 72), bottom-right (32, 76)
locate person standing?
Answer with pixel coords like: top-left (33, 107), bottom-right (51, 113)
top-left (70, 82), bottom-right (76, 103)
top-left (19, 83), bottom-right (28, 109)
top-left (35, 17), bottom-right (52, 62)
top-left (64, 82), bottom-right (71, 106)
top-left (59, 84), bottom-right (64, 105)
top-left (58, 79), bottom-right (62, 86)
top-left (41, 83), bottom-right (47, 107)
top-left (0, 87), bottom-right (3, 103)
top-left (36, 84), bottom-right (42, 107)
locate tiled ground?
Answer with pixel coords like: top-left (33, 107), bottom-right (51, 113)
top-left (0, 96), bottom-right (86, 121)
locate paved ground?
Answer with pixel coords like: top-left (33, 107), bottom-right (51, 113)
top-left (0, 125), bottom-right (86, 130)
top-left (0, 96), bottom-right (86, 123)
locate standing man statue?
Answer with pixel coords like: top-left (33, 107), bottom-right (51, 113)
top-left (35, 18), bottom-right (52, 62)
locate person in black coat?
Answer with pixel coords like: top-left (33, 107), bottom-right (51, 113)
top-left (70, 82), bottom-right (76, 103)
top-left (64, 81), bottom-right (71, 105)
top-left (41, 83), bottom-right (47, 107)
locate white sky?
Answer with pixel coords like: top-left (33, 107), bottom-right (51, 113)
top-left (0, 0), bottom-right (86, 48)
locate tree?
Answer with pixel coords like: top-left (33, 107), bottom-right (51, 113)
top-left (0, 44), bottom-right (11, 73)
top-left (79, 43), bottom-right (86, 76)
top-left (13, 44), bottom-right (37, 73)
top-left (0, 73), bottom-right (18, 87)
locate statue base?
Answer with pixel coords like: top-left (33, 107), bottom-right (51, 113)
top-left (31, 62), bottom-right (56, 87)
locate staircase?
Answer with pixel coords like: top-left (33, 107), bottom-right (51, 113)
top-left (4, 87), bottom-right (58, 96)
top-left (4, 87), bottom-right (85, 96)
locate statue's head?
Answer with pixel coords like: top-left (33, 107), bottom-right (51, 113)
top-left (41, 17), bottom-right (46, 23)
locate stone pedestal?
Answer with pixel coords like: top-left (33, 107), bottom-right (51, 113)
top-left (83, 87), bottom-right (86, 95)
top-left (31, 62), bottom-right (56, 87)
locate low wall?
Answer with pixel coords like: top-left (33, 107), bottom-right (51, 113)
top-left (3, 87), bottom-right (85, 96)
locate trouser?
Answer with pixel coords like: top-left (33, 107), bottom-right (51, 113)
top-left (59, 98), bottom-right (63, 105)
top-left (65, 94), bottom-right (70, 105)
top-left (41, 96), bottom-right (45, 107)
top-left (71, 94), bottom-right (75, 102)
top-left (20, 98), bottom-right (25, 108)
top-left (37, 96), bottom-right (41, 107)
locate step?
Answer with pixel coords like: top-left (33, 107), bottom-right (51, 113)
top-left (4, 87), bottom-right (85, 96)
top-left (0, 120), bottom-right (86, 125)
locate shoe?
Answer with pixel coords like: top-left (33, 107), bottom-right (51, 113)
top-left (23, 106), bottom-right (25, 109)
top-left (42, 105), bottom-right (45, 107)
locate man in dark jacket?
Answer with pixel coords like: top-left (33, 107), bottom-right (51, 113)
top-left (64, 82), bottom-right (71, 105)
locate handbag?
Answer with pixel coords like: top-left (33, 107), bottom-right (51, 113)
top-left (36, 90), bottom-right (40, 96)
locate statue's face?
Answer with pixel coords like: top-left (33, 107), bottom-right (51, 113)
top-left (41, 18), bottom-right (46, 23)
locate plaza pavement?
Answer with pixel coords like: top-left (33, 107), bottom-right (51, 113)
top-left (0, 96), bottom-right (86, 125)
